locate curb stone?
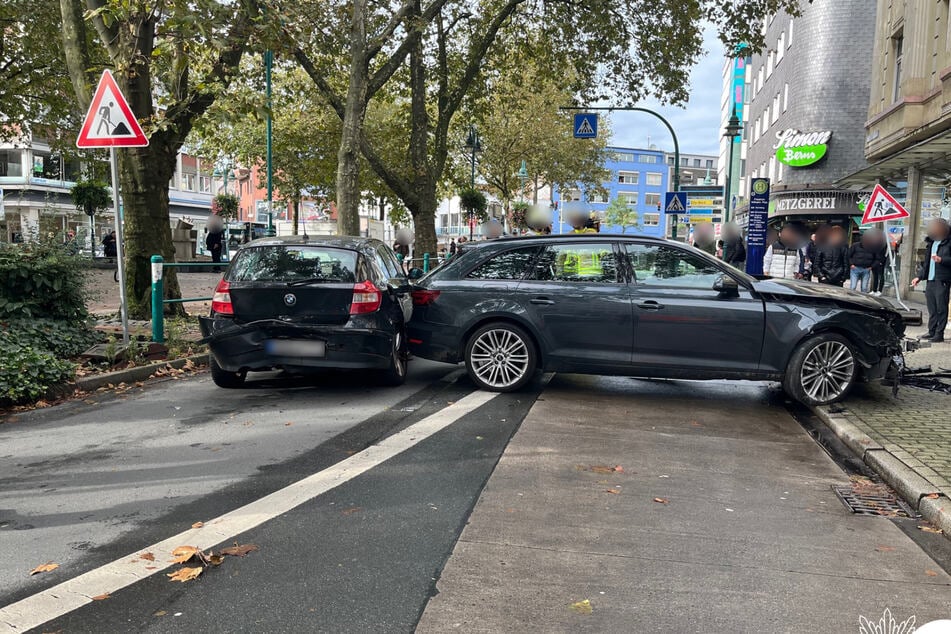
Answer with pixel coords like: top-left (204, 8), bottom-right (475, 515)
top-left (73, 353), bottom-right (209, 393)
top-left (812, 404), bottom-right (950, 538)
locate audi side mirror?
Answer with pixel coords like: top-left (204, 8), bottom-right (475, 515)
top-left (713, 274), bottom-right (739, 295)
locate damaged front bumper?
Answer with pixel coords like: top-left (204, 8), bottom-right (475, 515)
top-left (198, 317), bottom-right (393, 373)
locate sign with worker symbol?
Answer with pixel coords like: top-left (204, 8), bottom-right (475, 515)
top-left (76, 70), bottom-right (149, 148)
top-left (860, 184), bottom-right (909, 224)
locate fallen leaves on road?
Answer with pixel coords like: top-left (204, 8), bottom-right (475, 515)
top-left (875, 545), bottom-right (896, 552)
top-left (341, 507), bottom-right (362, 516)
top-left (191, 521), bottom-right (204, 529)
top-left (919, 525), bottom-right (944, 535)
top-left (170, 546), bottom-right (200, 564)
top-left (29, 562), bottom-right (59, 575)
top-left (926, 569), bottom-right (939, 577)
top-left (219, 543), bottom-right (259, 557)
top-left (690, 421), bottom-right (704, 428)
top-left (569, 599), bottom-right (592, 615)
top-left (925, 493), bottom-right (940, 500)
top-left (605, 489), bottom-right (621, 495)
top-left (167, 567), bottom-right (202, 583)
top-left (139, 552), bottom-right (155, 562)
top-left (582, 465), bottom-right (624, 474)
top-left (653, 497), bottom-right (669, 504)
top-left (91, 593), bottom-right (110, 601)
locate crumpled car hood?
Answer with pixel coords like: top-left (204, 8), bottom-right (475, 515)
top-left (752, 278), bottom-right (896, 312)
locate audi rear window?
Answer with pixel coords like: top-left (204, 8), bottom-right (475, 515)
top-left (228, 246), bottom-right (358, 283)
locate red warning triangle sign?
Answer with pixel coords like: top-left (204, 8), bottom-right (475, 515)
top-left (861, 184), bottom-right (909, 224)
top-left (76, 70), bottom-right (149, 148)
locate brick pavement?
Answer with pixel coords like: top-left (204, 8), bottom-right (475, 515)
top-left (819, 298), bottom-right (951, 500)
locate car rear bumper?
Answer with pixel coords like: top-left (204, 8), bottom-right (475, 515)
top-left (199, 317), bottom-right (393, 373)
top-left (407, 321), bottom-right (461, 364)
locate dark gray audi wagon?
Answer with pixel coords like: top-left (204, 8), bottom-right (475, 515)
top-left (407, 235), bottom-right (908, 406)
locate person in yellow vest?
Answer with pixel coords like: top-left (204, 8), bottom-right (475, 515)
top-left (565, 206), bottom-right (597, 234)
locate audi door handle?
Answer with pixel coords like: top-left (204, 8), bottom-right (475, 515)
top-left (530, 297), bottom-right (555, 306)
top-left (635, 300), bottom-right (664, 310)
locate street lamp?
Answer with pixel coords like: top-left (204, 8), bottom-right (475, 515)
top-left (722, 106), bottom-right (743, 224)
top-left (517, 160), bottom-right (529, 202)
top-left (212, 158), bottom-right (233, 196)
top-left (464, 125), bottom-right (482, 240)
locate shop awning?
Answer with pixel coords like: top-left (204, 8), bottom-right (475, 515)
top-left (836, 128), bottom-right (951, 189)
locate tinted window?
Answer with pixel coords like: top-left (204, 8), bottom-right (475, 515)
top-left (530, 243), bottom-right (618, 283)
top-left (467, 247), bottom-right (538, 280)
top-left (228, 246), bottom-right (358, 283)
top-left (374, 245), bottom-right (401, 282)
top-left (626, 244), bottom-right (721, 288)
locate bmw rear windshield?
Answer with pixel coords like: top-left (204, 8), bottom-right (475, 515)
top-left (227, 245), bottom-right (358, 283)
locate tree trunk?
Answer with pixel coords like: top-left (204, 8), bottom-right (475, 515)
top-left (335, 0), bottom-right (368, 238)
top-left (409, 186), bottom-right (438, 261)
top-left (292, 197), bottom-right (300, 235)
top-left (119, 144), bottom-right (184, 318)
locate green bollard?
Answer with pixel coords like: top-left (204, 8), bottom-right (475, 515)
top-left (423, 252), bottom-right (430, 273)
top-left (151, 255), bottom-right (164, 344)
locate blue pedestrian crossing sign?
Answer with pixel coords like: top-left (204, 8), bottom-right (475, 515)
top-left (664, 192), bottom-right (687, 214)
top-left (573, 113), bottom-right (598, 139)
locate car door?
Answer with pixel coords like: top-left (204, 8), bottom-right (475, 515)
top-left (374, 244), bottom-right (412, 324)
top-left (516, 240), bottom-right (633, 371)
top-left (625, 243), bottom-right (765, 375)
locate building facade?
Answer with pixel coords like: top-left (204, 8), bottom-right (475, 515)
top-left (554, 147), bottom-right (669, 236)
top-left (838, 1), bottom-right (951, 289)
top-left (730, 1), bottom-right (876, 231)
top-left (1, 133), bottom-right (222, 252)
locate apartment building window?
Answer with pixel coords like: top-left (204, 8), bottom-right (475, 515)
top-left (667, 156), bottom-right (675, 165)
top-left (589, 191), bottom-right (609, 204)
top-left (705, 159), bottom-right (714, 169)
top-left (199, 175), bottom-right (212, 193)
top-left (643, 213), bottom-right (660, 227)
top-left (777, 32), bottom-right (785, 60)
top-left (618, 171), bottom-right (639, 185)
top-left (644, 193), bottom-right (662, 209)
top-left (788, 20), bottom-right (794, 48)
top-left (783, 83), bottom-right (789, 112)
top-left (766, 50), bottom-right (774, 78)
top-left (0, 149), bottom-right (23, 178)
top-left (613, 151), bottom-right (635, 162)
top-left (639, 154), bottom-right (660, 164)
top-left (893, 34), bottom-right (904, 102)
top-left (772, 93), bottom-right (780, 124)
top-left (618, 191), bottom-right (638, 206)
top-left (646, 172), bottom-right (663, 186)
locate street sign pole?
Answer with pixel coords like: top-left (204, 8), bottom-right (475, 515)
top-left (110, 148), bottom-right (130, 344)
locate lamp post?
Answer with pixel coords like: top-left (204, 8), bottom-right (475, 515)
top-left (722, 106), bottom-right (743, 224)
top-left (264, 48), bottom-right (275, 237)
top-left (464, 125), bottom-right (482, 240)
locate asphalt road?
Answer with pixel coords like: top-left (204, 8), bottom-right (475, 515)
top-left (1, 368), bottom-right (949, 633)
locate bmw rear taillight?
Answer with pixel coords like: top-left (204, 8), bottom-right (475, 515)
top-left (350, 280), bottom-right (382, 314)
top-left (411, 289), bottom-right (441, 306)
top-left (211, 279), bottom-right (234, 315)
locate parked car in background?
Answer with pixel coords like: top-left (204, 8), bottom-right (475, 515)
top-left (407, 235), bottom-right (909, 406)
top-left (199, 236), bottom-right (413, 388)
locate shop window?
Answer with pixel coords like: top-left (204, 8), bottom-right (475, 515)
top-left (63, 156), bottom-right (81, 183)
top-left (32, 151), bottom-right (62, 180)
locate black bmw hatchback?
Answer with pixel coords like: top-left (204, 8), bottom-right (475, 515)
top-left (408, 235), bottom-right (910, 406)
top-left (199, 236), bottom-right (412, 388)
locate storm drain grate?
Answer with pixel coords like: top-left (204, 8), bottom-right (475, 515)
top-left (832, 483), bottom-right (919, 519)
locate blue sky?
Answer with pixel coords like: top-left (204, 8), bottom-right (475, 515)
top-left (608, 26), bottom-right (724, 156)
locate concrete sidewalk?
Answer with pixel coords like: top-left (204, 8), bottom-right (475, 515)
top-left (419, 375), bottom-right (951, 633)
top-left (812, 297), bottom-right (951, 535)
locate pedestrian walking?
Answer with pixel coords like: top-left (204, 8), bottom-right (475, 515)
top-left (763, 223), bottom-right (808, 279)
top-left (102, 230), bottom-right (117, 258)
top-left (869, 228), bottom-right (888, 296)
top-left (911, 218), bottom-right (951, 343)
top-left (449, 239), bottom-right (457, 256)
top-left (848, 232), bottom-right (878, 292)
top-left (206, 218), bottom-right (226, 273)
top-left (721, 223), bottom-right (746, 268)
top-left (814, 225), bottom-right (849, 286)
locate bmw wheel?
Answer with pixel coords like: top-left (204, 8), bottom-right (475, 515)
top-left (465, 322), bottom-right (537, 392)
top-left (783, 333), bottom-right (857, 406)
top-left (379, 329), bottom-right (408, 386)
top-left (210, 356), bottom-right (246, 389)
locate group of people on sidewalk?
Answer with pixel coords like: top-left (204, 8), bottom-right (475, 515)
top-left (761, 222), bottom-right (891, 295)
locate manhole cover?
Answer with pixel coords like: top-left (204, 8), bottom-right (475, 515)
top-left (832, 483), bottom-right (918, 518)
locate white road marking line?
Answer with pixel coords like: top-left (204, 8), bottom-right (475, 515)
top-left (0, 389), bottom-right (499, 633)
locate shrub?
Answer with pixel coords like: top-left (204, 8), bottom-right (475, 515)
top-left (0, 239), bottom-right (89, 321)
top-left (0, 332), bottom-right (75, 405)
top-left (1, 318), bottom-right (102, 359)
top-left (459, 188), bottom-right (488, 223)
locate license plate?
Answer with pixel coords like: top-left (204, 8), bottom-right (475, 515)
top-left (264, 339), bottom-right (326, 357)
